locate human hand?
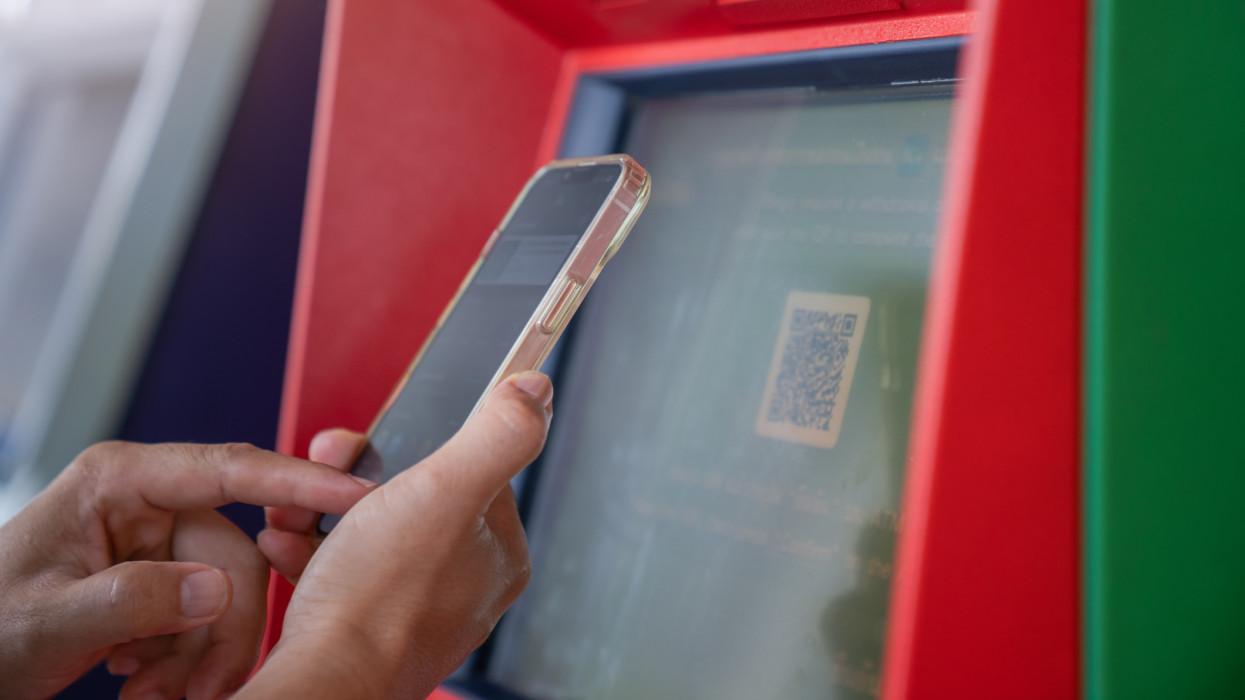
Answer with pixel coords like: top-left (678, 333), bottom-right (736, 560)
top-left (254, 427), bottom-right (367, 586)
top-left (0, 442), bottom-right (376, 700)
top-left (245, 372), bottom-right (553, 699)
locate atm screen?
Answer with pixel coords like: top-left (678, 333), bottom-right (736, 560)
top-left (487, 84), bottom-right (954, 700)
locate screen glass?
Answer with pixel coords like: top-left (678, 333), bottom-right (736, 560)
top-left (487, 86), bottom-right (953, 699)
top-left (322, 163), bottom-right (623, 530)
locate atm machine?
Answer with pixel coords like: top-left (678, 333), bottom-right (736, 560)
top-left (262, 1), bottom-right (1244, 698)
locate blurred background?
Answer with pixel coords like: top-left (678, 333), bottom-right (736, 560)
top-left (0, 0), bottom-right (325, 692)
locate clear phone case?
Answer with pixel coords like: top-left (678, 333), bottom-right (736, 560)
top-left (377, 154), bottom-right (650, 426)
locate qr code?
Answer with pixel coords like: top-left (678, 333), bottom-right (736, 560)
top-left (756, 292), bottom-right (870, 449)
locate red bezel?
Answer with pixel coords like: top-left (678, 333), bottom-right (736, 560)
top-left (263, 3), bottom-right (1083, 699)
top-left (883, 0), bottom-right (1083, 697)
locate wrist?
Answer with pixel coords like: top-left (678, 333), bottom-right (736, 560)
top-left (242, 620), bottom-right (440, 700)
top-left (242, 640), bottom-right (385, 699)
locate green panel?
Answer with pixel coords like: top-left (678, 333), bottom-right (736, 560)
top-left (1086, 2), bottom-right (1245, 699)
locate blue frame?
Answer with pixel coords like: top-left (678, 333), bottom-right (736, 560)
top-left (445, 35), bottom-right (962, 700)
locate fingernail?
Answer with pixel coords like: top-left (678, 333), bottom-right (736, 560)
top-left (107, 656), bottom-right (139, 676)
top-left (349, 474), bottom-right (377, 488)
top-left (181, 569), bottom-right (227, 618)
top-left (512, 372), bottom-right (552, 406)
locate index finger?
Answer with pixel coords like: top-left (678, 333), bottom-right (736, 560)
top-left (266, 428), bottom-right (368, 534)
top-left (76, 441), bottom-right (375, 514)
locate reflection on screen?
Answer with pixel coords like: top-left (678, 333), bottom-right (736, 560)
top-left (488, 87), bottom-right (953, 699)
top-left (319, 163), bottom-right (622, 533)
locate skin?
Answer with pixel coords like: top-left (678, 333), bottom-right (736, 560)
top-left (0, 372), bottom-right (551, 699)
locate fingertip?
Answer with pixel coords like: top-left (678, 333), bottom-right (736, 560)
top-left (504, 373), bottom-right (555, 433)
top-left (483, 375), bottom-right (554, 439)
top-left (255, 527), bottom-right (279, 555)
top-left (258, 528), bottom-right (315, 583)
top-left (108, 655), bottom-right (141, 676)
top-left (508, 371), bottom-right (553, 410)
top-left (348, 474), bottom-right (378, 488)
top-left (180, 567), bottom-right (231, 620)
top-left (330, 468), bottom-right (377, 505)
top-left (308, 428), bottom-right (367, 468)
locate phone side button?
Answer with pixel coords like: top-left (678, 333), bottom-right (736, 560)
top-left (627, 172), bottom-right (645, 195)
top-left (538, 278), bottom-right (582, 334)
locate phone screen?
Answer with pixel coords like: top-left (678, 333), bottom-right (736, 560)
top-left (319, 162), bottom-right (623, 532)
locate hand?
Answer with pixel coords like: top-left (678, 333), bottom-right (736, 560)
top-left (0, 441), bottom-right (376, 700)
top-left (255, 428), bottom-right (367, 586)
top-left (245, 372), bottom-right (553, 699)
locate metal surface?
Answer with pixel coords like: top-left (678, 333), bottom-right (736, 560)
top-left (0, 0), bottom-right (273, 522)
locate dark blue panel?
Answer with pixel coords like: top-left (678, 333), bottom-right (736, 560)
top-left (57, 0), bottom-right (326, 696)
top-left (601, 37), bottom-right (961, 96)
top-left (560, 78), bottom-right (627, 158)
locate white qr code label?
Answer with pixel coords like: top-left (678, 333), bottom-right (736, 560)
top-left (755, 292), bottom-right (870, 449)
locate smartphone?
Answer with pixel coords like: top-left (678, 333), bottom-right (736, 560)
top-left (317, 155), bottom-right (650, 535)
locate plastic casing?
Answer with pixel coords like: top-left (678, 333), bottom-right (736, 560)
top-left (368, 154), bottom-right (650, 433)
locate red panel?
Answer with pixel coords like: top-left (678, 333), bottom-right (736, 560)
top-left (260, 0), bottom-right (564, 661)
top-left (494, 0), bottom-right (966, 46)
top-left (574, 9), bottom-right (971, 70)
top-left (276, 0), bottom-right (563, 461)
top-left (882, 0), bottom-right (1083, 697)
top-left (716, 0), bottom-right (901, 28)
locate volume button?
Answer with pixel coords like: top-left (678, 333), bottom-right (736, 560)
top-left (626, 173), bottom-right (644, 197)
top-left (538, 277), bottom-right (583, 334)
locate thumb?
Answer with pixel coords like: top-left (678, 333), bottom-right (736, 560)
top-left (419, 372), bottom-right (553, 509)
top-left (50, 561), bottom-right (231, 652)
